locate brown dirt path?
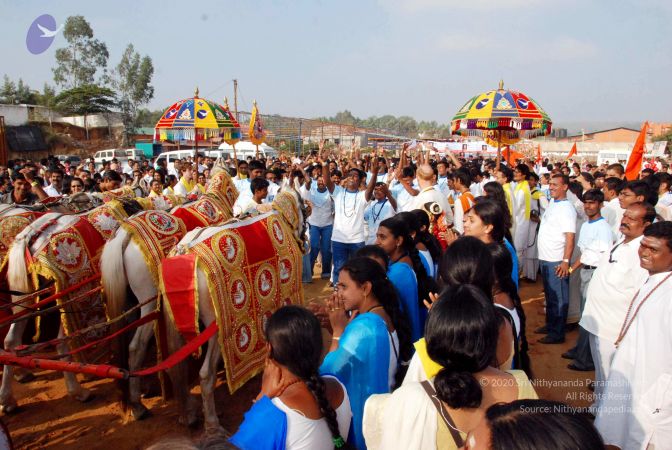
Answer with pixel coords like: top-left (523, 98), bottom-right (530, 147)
top-left (3, 277), bottom-right (594, 449)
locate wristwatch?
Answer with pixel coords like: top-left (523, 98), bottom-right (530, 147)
top-left (562, 259), bottom-right (569, 263)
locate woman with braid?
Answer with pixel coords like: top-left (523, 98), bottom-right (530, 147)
top-left (230, 306), bottom-right (351, 450)
top-left (319, 257), bottom-right (412, 449)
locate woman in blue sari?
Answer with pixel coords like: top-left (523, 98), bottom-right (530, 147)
top-left (320, 257), bottom-right (412, 449)
top-left (375, 215), bottom-right (436, 341)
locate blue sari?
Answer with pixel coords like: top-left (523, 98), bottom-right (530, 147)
top-left (229, 395), bottom-right (287, 450)
top-left (388, 262), bottom-right (422, 342)
top-left (504, 238), bottom-right (519, 290)
top-left (320, 313), bottom-right (391, 450)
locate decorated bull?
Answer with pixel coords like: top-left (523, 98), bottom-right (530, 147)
top-left (158, 189), bottom-right (308, 433)
top-left (99, 165), bottom-right (238, 420)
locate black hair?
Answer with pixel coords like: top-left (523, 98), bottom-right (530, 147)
top-left (643, 220), bottom-right (672, 252)
top-left (439, 236), bottom-right (494, 299)
top-left (355, 245), bottom-right (389, 271)
top-left (568, 181), bottom-right (583, 201)
top-left (487, 242), bottom-right (531, 377)
top-left (482, 181), bottom-right (513, 241)
top-left (165, 174), bottom-right (177, 186)
top-left (497, 165), bottom-right (513, 183)
top-left (248, 160), bottom-right (266, 172)
top-left (250, 177), bottom-right (269, 194)
top-left (103, 170), bottom-right (122, 182)
top-left (604, 177), bottom-right (626, 193)
top-left (469, 198), bottom-right (508, 243)
top-left (265, 306), bottom-right (347, 449)
top-left (625, 180), bottom-right (657, 206)
top-left (409, 209), bottom-right (442, 263)
top-left (453, 169), bottom-right (472, 188)
top-left (379, 215), bottom-right (438, 309)
top-left (485, 400), bottom-right (605, 450)
top-left (607, 163), bottom-right (625, 176)
top-left (331, 169), bottom-right (342, 178)
top-left (654, 172), bottom-right (672, 192)
top-left (340, 257), bottom-right (413, 387)
top-left (582, 188), bottom-right (604, 203)
top-left (237, 160), bottom-right (248, 168)
top-left (401, 167), bottom-right (415, 179)
top-left (425, 285), bottom-right (498, 408)
top-left (515, 164), bottom-right (531, 178)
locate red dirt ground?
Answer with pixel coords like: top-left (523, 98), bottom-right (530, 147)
top-left (3, 277), bottom-right (594, 449)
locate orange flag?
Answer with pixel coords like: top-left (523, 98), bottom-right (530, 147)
top-left (625, 122), bottom-right (649, 181)
top-left (566, 143), bottom-right (577, 160)
top-left (535, 144), bottom-right (542, 164)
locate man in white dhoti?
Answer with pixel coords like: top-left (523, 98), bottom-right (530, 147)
top-left (595, 220), bottom-right (672, 449)
top-left (580, 202), bottom-right (653, 411)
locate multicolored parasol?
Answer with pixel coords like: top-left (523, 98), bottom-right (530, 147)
top-left (451, 81), bottom-right (552, 167)
top-left (154, 88), bottom-right (241, 144)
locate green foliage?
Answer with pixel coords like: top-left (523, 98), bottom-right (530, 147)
top-left (0, 75), bottom-right (38, 104)
top-left (136, 108), bottom-right (164, 127)
top-left (52, 16), bottom-right (109, 89)
top-left (112, 44), bottom-right (155, 145)
top-left (53, 84), bottom-right (116, 116)
top-left (316, 110), bottom-right (452, 138)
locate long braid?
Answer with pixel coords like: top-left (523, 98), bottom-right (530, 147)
top-left (304, 373), bottom-right (348, 449)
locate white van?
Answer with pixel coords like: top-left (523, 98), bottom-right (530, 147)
top-left (218, 142), bottom-right (277, 160)
top-left (94, 149), bottom-right (129, 170)
top-left (125, 148), bottom-right (146, 161)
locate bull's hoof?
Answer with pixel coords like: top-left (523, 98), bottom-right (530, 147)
top-left (0, 398), bottom-right (19, 414)
top-left (178, 411), bottom-right (199, 428)
top-left (72, 389), bottom-right (94, 403)
top-left (131, 403), bottom-right (151, 421)
top-left (13, 370), bottom-right (36, 384)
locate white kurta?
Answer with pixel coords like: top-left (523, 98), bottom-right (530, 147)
top-left (595, 271), bottom-right (672, 450)
top-left (511, 182), bottom-right (532, 263)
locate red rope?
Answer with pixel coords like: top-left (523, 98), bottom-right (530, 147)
top-left (19, 311), bottom-right (160, 359)
top-left (0, 274), bottom-right (101, 326)
top-left (131, 321), bottom-right (218, 377)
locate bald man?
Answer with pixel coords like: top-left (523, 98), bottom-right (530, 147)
top-left (410, 164), bottom-right (453, 225)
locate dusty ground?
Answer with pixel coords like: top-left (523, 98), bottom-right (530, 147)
top-left (3, 276), bottom-right (594, 449)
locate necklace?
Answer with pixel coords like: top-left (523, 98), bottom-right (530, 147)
top-left (615, 272), bottom-right (672, 347)
top-left (372, 199), bottom-right (388, 223)
top-left (366, 304), bottom-right (383, 313)
top-left (390, 251), bottom-right (409, 265)
top-left (277, 378), bottom-right (304, 397)
top-left (342, 190), bottom-right (358, 218)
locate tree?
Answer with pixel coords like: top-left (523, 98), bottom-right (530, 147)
top-left (112, 44), bottom-right (154, 146)
top-left (0, 75), bottom-right (38, 104)
top-left (52, 16), bottom-right (109, 89)
top-left (53, 84), bottom-right (117, 140)
top-left (136, 108), bottom-right (164, 127)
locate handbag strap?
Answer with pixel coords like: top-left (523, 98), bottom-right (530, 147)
top-left (420, 380), bottom-right (465, 447)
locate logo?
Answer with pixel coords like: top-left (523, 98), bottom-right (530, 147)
top-left (197, 110), bottom-right (208, 119)
top-left (517, 99), bottom-right (530, 109)
top-left (165, 108), bottom-right (178, 119)
top-left (26, 14), bottom-right (62, 55)
top-left (475, 98), bottom-right (490, 109)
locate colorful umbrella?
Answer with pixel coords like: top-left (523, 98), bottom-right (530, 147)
top-left (451, 81), bottom-right (552, 167)
top-left (154, 88), bottom-right (241, 145)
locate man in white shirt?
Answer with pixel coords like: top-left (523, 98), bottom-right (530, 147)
top-left (232, 178), bottom-right (269, 217)
top-left (301, 174), bottom-right (334, 280)
top-left (601, 177), bottom-right (626, 239)
top-left (536, 174), bottom-right (576, 344)
top-left (580, 202), bottom-right (654, 409)
top-left (389, 167), bottom-right (418, 212)
top-left (265, 170), bottom-right (281, 203)
top-left (564, 189), bottom-right (614, 371)
top-left (43, 168), bottom-right (64, 197)
top-left (595, 220), bottom-right (672, 450)
top-left (451, 169), bottom-right (474, 235)
top-left (410, 164), bottom-right (453, 226)
top-left (320, 155), bottom-right (376, 284)
top-left (234, 160), bottom-right (265, 201)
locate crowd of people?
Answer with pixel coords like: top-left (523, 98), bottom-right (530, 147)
top-left (2, 142), bottom-right (672, 449)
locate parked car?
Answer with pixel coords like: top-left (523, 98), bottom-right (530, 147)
top-left (54, 154), bottom-right (82, 167)
top-left (93, 149), bottom-right (129, 170)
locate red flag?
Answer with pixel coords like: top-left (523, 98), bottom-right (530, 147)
top-left (625, 122), bottom-right (649, 181)
top-left (535, 144), bottom-right (542, 164)
top-left (566, 143), bottom-right (577, 160)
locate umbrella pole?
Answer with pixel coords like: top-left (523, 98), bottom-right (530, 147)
top-left (496, 130), bottom-right (502, 170)
top-left (255, 144), bottom-right (259, 160)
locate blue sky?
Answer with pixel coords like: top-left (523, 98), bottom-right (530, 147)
top-left (1, 0), bottom-right (670, 126)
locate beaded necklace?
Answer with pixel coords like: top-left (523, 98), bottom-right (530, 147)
top-left (342, 190), bottom-right (358, 218)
